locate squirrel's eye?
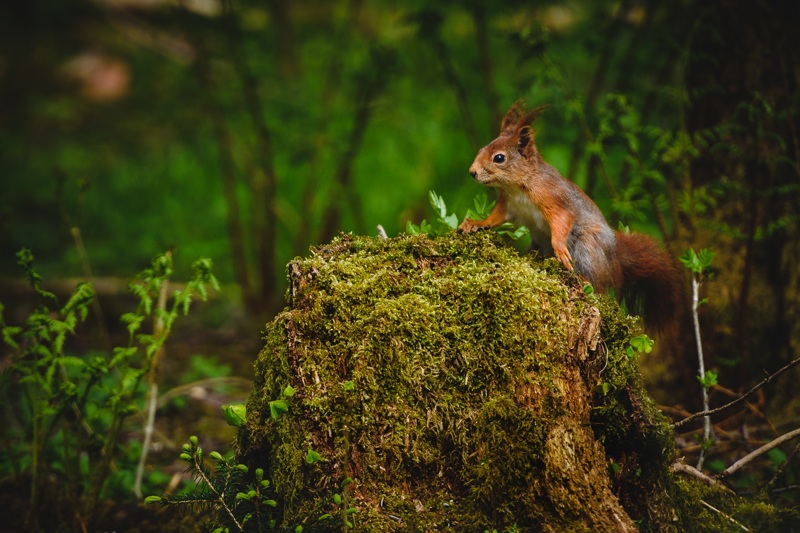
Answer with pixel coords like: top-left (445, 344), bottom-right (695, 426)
top-left (493, 153), bottom-right (506, 164)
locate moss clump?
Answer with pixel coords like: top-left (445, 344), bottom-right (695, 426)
top-left (237, 231), bottom-right (792, 532)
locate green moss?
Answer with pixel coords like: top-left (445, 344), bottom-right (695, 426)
top-left (236, 231), bottom-right (792, 532)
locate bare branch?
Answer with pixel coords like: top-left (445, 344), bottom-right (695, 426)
top-left (718, 427), bottom-right (800, 479)
top-left (670, 460), bottom-right (734, 493)
top-left (672, 356), bottom-right (800, 430)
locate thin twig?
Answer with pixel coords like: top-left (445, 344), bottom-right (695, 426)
top-left (156, 377), bottom-right (253, 408)
top-left (699, 500), bottom-right (750, 532)
top-left (134, 257), bottom-right (170, 498)
top-left (719, 427), bottom-right (800, 479)
top-left (672, 356), bottom-right (800, 430)
top-left (55, 171), bottom-right (110, 349)
top-left (670, 460), bottom-right (734, 493)
top-left (690, 275), bottom-right (711, 470)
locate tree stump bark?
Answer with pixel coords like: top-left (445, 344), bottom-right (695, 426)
top-left (236, 232), bottom-right (782, 532)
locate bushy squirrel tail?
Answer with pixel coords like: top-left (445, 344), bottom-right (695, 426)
top-left (615, 232), bottom-right (683, 335)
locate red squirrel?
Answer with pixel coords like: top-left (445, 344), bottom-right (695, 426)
top-left (459, 101), bottom-right (681, 334)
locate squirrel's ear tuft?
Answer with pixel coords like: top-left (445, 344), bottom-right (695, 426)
top-left (514, 105), bottom-right (547, 157)
top-left (500, 99), bottom-right (527, 135)
top-left (517, 104), bottom-right (548, 129)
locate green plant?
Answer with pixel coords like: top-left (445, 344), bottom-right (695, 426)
top-left (679, 247), bottom-right (716, 469)
top-left (0, 249), bottom-right (95, 530)
top-left (133, 252), bottom-right (220, 497)
top-left (407, 190), bottom-right (529, 241)
top-left (147, 436), bottom-right (280, 533)
top-left (0, 249), bottom-right (218, 531)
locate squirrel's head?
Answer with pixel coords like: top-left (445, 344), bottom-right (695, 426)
top-left (469, 101), bottom-right (547, 189)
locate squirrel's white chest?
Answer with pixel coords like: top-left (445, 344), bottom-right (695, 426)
top-left (505, 190), bottom-right (553, 251)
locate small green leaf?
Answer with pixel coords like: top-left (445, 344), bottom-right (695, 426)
top-left (582, 283), bottom-right (594, 295)
top-left (283, 385), bottom-right (296, 398)
top-left (223, 403), bottom-right (247, 426)
top-left (334, 493), bottom-right (342, 504)
top-left (343, 380), bottom-right (355, 392)
top-left (629, 334), bottom-right (654, 354)
top-left (680, 247), bottom-right (715, 276)
top-left (306, 449), bottom-right (322, 464)
top-left (144, 495), bottom-right (162, 504)
top-left (697, 370), bottom-right (718, 389)
top-left (768, 447), bottom-right (787, 466)
top-left (269, 399), bottom-right (289, 420)
top-left (209, 451), bottom-right (223, 461)
top-left (189, 435), bottom-right (198, 446)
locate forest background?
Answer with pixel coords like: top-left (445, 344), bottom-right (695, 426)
top-left (0, 0), bottom-right (799, 528)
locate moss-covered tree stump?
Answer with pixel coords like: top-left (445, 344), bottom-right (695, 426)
top-left (237, 232), bottom-right (788, 532)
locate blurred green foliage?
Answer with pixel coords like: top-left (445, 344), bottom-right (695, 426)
top-left (1, 0), bottom-right (798, 397)
top-left (0, 0), bottom-right (700, 312)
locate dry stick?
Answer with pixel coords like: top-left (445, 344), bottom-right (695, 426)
top-left (672, 356), bottom-right (800, 430)
top-left (719, 427), bottom-right (800, 480)
top-left (55, 172), bottom-right (111, 349)
top-left (156, 377), bottom-right (253, 408)
top-left (670, 460), bottom-right (734, 493)
top-left (699, 500), bottom-right (750, 532)
top-left (133, 263), bottom-right (170, 499)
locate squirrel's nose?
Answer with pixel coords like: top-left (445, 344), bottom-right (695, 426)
top-left (469, 168), bottom-right (478, 179)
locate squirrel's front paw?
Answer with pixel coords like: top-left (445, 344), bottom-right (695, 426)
top-left (458, 219), bottom-right (489, 233)
top-left (553, 246), bottom-right (574, 271)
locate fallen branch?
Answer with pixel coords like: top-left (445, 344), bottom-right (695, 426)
top-left (670, 460), bottom-right (734, 493)
top-left (672, 357), bottom-right (800, 430)
top-left (699, 500), bottom-right (750, 532)
top-left (718, 427), bottom-right (800, 479)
